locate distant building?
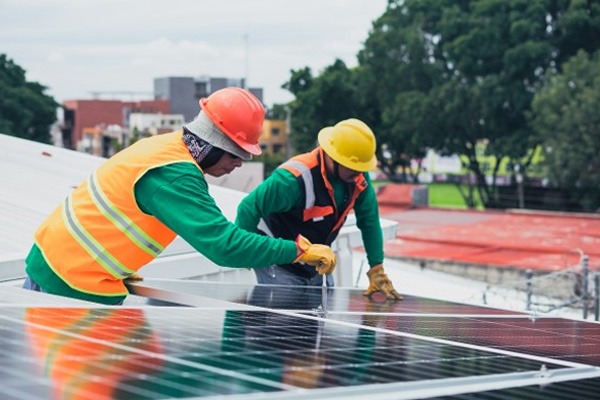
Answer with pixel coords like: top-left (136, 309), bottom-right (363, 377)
top-left (78, 124), bottom-right (127, 158)
top-left (259, 119), bottom-right (288, 156)
top-left (59, 76), bottom-right (282, 158)
top-left (129, 113), bottom-right (185, 136)
top-left (62, 99), bottom-right (169, 149)
top-left (154, 76), bottom-right (264, 122)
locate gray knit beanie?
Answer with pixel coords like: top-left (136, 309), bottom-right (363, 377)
top-left (184, 111), bottom-right (252, 161)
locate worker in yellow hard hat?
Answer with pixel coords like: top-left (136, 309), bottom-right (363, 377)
top-left (236, 118), bottom-right (402, 300)
top-left (22, 87), bottom-right (336, 305)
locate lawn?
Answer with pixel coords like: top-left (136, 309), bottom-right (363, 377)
top-left (427, 183), bottom-right (483, 209)
top-left (373, 180), bottom-right (483, 209)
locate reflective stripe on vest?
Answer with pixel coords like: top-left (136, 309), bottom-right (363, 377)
top-left (60, 171), bottom-right (167, 280)
top-left (281, 159), bottom-right (320, 220)
top-left (88, 173), bottom-right (163, 257)
top-left (63, 193), bottom-right (134, 279)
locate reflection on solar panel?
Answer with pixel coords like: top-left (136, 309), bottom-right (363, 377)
top-left (1, 279), bottom-right (599, 399)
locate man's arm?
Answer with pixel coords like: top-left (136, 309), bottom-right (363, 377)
top-left (235, 168), bottom-right (303, 233)
top-left (355, 175), bottom-right (403, 300)
top-left (135, 163), bottom-right (298, 268)
top-left (354, 174), bottom-right (385, 267)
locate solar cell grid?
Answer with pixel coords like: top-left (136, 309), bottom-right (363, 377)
top-left (0, 305), bottom-right (585, 400)
top-left (330, 314), bottom-right (600, 367)
top-left (1, 279), bottom-right (600, 399)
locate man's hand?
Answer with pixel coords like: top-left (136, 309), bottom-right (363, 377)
top-left (124, 272), bottom-right (144, 282)
top-left (362, 264), bottom-right (403, 300)
top-left (294, 235), bottom-right (336, 275)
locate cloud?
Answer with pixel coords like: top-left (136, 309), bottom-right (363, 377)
top-left (1, 0), bottom-right (388, 105)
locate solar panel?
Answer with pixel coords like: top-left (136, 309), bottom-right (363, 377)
top-left (128, 279), bottom-right (521, 315)
top-left (0, 279), bottom-right (598, 400)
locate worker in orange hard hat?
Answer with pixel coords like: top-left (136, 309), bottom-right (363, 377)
top-left (236, 118), bottom-right (402, 300)
top-left (22, 87), bottom-right (336, 305)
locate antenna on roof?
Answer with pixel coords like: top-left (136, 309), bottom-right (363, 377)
top-left (89, 91), bottom-right (153, 100)
top-left (244, 33), bottom-right (249, 89)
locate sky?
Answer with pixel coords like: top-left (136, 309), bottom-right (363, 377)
top-left (1, 0), bottom-right (389, 107)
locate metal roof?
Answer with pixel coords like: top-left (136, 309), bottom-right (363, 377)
top-left (0, 134), bottom-right (106, 255)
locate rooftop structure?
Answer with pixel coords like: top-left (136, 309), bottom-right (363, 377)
top-left (1, 134), bottom-right (599, 399)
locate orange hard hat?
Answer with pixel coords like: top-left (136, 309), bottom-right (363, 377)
top-left (200, 87), bottom-right (265, 155)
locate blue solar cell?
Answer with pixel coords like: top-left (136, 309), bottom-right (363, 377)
top-left (0, 280), bottom-right (598, 399)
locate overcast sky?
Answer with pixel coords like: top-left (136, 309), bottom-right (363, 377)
top-left (1, 0), bottom-right (388, 108)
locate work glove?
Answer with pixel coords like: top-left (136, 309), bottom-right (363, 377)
top-left (124, 272), bottom-right (144, 281)
top-left (293, 235), bottom-right (336, 275)
top-left (362, 264), bottom-right (403, 300)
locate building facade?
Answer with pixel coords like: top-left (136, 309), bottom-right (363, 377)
top-left (129, 113), bottom-right (185, 136)
top-left (154, 76), bottom-right (263, 122)
top-left (259, 119), bottom-right (288, 155)
top-left (59, 77), bottom-right (284, 158)
top-left (62, 99), bottom-right (169, 149)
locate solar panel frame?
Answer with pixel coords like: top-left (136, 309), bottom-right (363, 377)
top-left (0, 279), bottom-right (599, 399)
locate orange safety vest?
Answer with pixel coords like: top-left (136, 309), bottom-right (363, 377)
top-left (261, 148), bottom-right (367, 246)
top-left (34, 131), bottom-right (200, 296)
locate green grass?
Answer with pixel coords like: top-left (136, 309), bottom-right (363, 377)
top-left (427, 183), bottom-right (482, 209)
top-left (373, 180), bottom-right (483, 209)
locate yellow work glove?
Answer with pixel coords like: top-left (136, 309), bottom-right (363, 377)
top-left (293, 235), bottom-right (336, 275)
top-left (362, 264), bottom-right (403, 300)
top-left (124, 272), bottom-right (144, 282)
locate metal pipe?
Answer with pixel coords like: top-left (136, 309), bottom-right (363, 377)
top-left (582, 255), bottom-right (589, 320)
top-left (525, 269), bottom-right (532, 312)
top-left (594, 273), bottom-right (599, 322)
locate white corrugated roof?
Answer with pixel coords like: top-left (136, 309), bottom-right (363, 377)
top-left (0, 134), bottom-right (106, 255)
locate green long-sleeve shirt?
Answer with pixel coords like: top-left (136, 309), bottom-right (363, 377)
top-left (26, 162), bottom-right (297, 304)
top-left (236, 168), bottom-right (385, 268)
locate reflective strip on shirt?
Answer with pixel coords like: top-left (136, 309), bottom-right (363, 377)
top-left (88, 173), bottom-right (164, 257)
top-left (62, 194), bottom-right (133, 279)
top-left (282, 160), bottom-right (316, 209)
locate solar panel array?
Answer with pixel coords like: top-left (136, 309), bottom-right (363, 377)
top-left (0, 280), bottom-right (599, 399)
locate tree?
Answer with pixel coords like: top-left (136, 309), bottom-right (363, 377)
top-left (529, 50), bottom-right (600, 211)
top-left (282, 60), bottom-right (364, 154)
top-left (356, 0), bottom-right (600, 208)
top-left (0, 54), bottom-right (58, 143)
top-left (356, 0), bottom-right (441, 183)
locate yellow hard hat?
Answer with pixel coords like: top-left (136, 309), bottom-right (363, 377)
top-left (317, 118), bottom-right (378, 172)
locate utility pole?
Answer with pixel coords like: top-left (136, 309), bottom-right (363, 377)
top-left (243, 34), bottom-right (249, 89)
top-left (285, 106), bottom-right (292, 158)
